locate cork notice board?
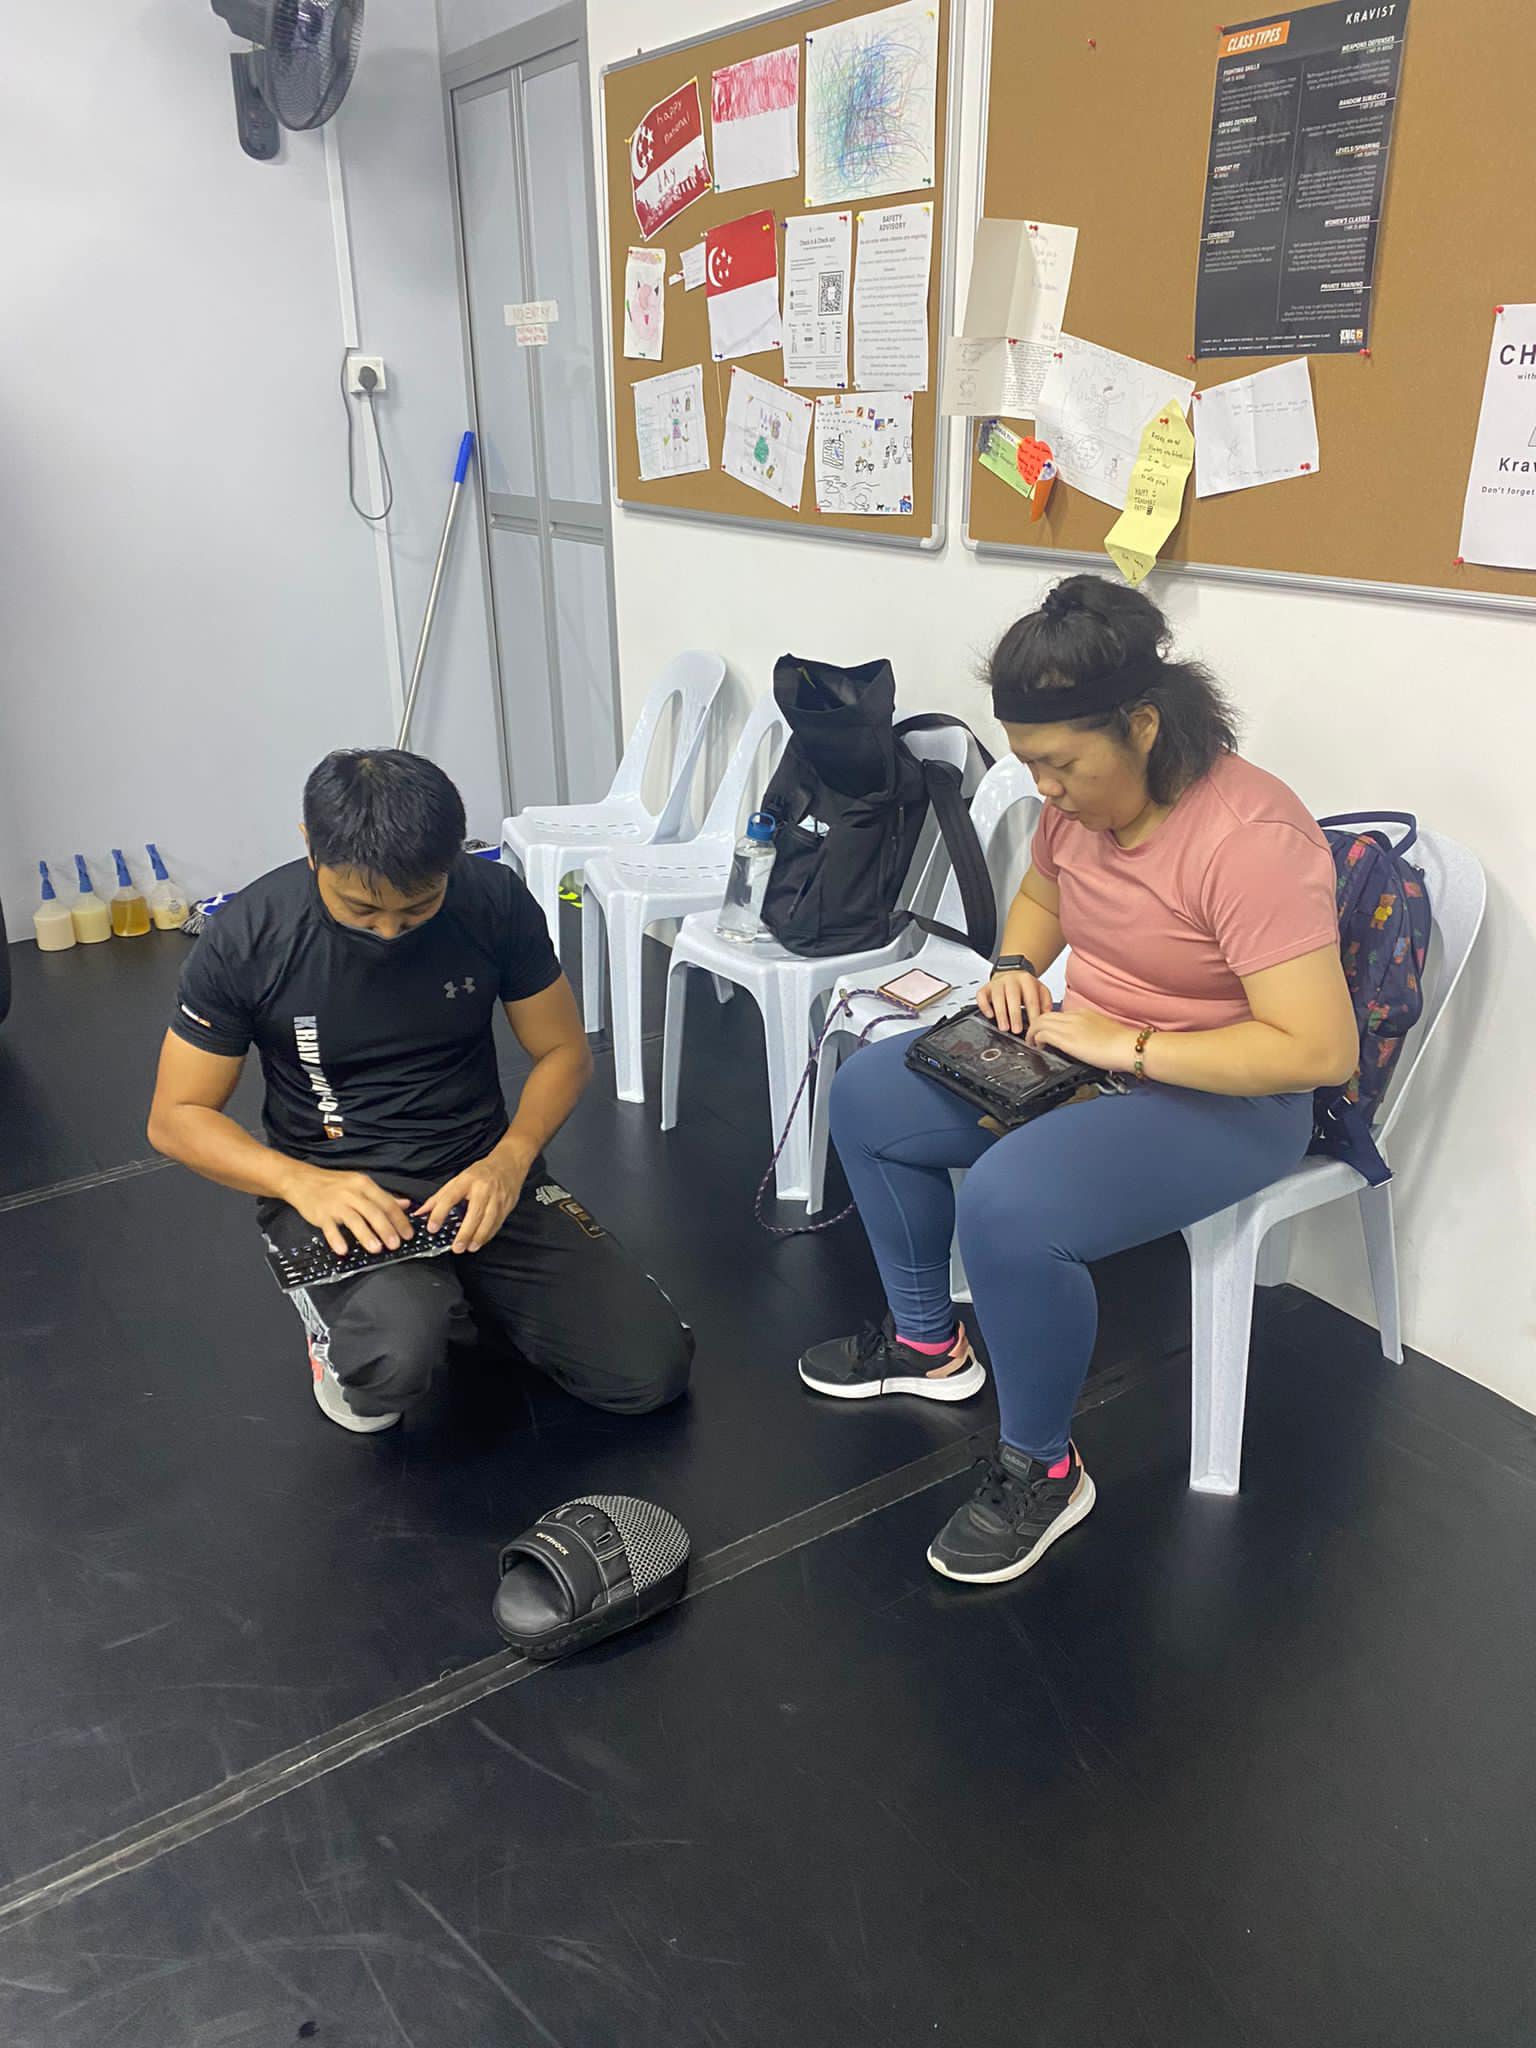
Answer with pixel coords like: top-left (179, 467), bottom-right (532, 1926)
top-left (968, 0), bottom-right (1536, 602)
top-left (602, 0), bottom-right (953, 547)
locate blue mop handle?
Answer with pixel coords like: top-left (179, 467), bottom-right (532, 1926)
top-left (397, 431), bottom-right (476, 751)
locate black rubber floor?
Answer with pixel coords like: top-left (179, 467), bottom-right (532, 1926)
top-left (2, 928), bottom-right (1532, 2045)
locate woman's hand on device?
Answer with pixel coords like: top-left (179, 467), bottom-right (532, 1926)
top-left (1028, 1007), bottom-right (1139, 1072)
top-left (978, 969), bottom-right (1048, 1037)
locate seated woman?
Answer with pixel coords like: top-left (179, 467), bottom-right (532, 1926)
top-left (801, 575), bottom-right (1356, 1585)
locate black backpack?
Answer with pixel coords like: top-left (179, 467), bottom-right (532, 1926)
top-left (758, 654), bottom-right (997, 960)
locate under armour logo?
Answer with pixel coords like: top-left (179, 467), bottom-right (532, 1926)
top-left (443, 976), bottom-right (477, 999)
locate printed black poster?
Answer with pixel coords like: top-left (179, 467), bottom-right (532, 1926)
top-left (1193, 0), bottom-right (1410, 358)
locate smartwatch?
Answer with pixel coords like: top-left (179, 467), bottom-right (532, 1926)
top-left (993, 954), bottom-right (1038, 976)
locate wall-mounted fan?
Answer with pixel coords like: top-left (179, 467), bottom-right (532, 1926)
top-left (210, 0), bottom-right (364, 161)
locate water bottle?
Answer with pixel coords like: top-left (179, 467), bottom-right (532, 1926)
top-left (716, 811), bottom-right (778, 942)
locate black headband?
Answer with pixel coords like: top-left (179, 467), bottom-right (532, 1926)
top-left (992, 654), bottom-right (1163, 726)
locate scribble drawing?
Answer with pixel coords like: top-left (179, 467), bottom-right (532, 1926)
top-left (805, 5), bottom-right (938, 205)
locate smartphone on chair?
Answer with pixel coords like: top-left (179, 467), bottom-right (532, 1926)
top-left (876, 967), bottom-right (956, 1013)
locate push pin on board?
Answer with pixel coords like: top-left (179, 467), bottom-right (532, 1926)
top-left (1300, 462), bottom-right (1312, 471)
top-left (1495, 305), bottom-right (1505, 316)
top-left (1453, 556), bottom-right (1465, 566)
top-left (1359, 347), bottom-right (1372, 358)
top-left (1087, 36), bottom-right (1097, 47)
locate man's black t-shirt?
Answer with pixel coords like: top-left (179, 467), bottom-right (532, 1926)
top-left (170, 856), bottom-right (562, 1180)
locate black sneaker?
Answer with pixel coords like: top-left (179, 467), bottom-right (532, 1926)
top-left (799, 1315), bottom-right (985, 1402)
top-left (927, 1442), bottom-right (1095, 1583)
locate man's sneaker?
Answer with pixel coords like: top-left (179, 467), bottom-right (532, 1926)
top-left (799, 1316), bottom-right (985, 1402)
top-left (927, 1442), bottom-right (1095, 1583)
top-left (309, 1345), bottom-right (401, 1434)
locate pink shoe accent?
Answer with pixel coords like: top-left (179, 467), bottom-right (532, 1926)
top-left (897, 1331), bottom-right (958, 1356)
top-left (1047, 1452), bottom-right (1072, 1480)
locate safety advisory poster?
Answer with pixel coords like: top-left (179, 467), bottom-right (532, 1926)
top-left (1193, 1), bottom-right (1410, 358)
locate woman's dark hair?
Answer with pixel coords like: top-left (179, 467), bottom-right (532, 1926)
top-left (303, 749), bottom-right (466, 890)
top-left (988, 574), bottom-right (1239, 806)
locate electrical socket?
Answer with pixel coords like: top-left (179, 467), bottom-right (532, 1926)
top-left (345, 352), bottom-right (387, 396)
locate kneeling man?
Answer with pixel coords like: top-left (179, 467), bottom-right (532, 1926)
top-left (149, 749), bottom-right (691, 1431)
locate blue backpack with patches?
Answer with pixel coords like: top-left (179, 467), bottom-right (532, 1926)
top-left (1307, 812), bottom-right (1432, 1188)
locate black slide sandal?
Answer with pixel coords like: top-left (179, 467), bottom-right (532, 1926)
top-left (493, 1495), bottom-right (691, 1662)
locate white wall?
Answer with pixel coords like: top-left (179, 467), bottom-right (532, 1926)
top-left (0, 0), bottom-right (500, 922)
top-left (583, 0), bottom-right (1536, 1411)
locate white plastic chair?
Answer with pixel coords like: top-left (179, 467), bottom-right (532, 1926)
top-left (804, 755), bottom-right (1046, 1216)
top-left (581, 694), bottom-right (791, 1103)
top-left (660, 722), bottom-right (988, 1204)
top-left (1184, 823), bottom-right (1485, 1494)
top-left (501, 650), bottom-right (726, 956)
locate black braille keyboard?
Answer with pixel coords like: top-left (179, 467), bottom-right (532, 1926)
top-left (261, 1205), bottom-right (468, 1292)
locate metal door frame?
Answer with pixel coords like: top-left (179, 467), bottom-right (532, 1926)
top-left (443, 3), bottom-right (623, 811)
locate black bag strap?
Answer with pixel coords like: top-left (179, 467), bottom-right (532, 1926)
top-left (912, 756), bottom-right (997, 959)
top-left (893, 712), bottom-right (997, 773)
top-left (1316, 810), bottom-right (1419, 857)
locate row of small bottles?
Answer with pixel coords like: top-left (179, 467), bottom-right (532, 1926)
top-left (34, 847), bottom-right (188, 951)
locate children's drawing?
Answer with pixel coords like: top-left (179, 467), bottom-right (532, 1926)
top-left (814, 392), bottom-right (915, 515)
top-left (722, 369), bottom-right (813, 509)
top-left (804, 2), bottom-right (940, 208)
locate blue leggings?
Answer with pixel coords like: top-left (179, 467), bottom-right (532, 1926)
top-left (828, 1030), bottom-right (1312, 1463)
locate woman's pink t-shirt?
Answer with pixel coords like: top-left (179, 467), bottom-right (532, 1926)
top-left (1031, 753), bottom-right (1338, 1032)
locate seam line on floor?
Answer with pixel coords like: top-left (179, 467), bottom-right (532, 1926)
top-left (0, 1355), bottom-right (1157, 1936)
top-left (0, 1436), bottom-right (979, 1936)
top-left (0, 1157), bottom-right (173, 1215)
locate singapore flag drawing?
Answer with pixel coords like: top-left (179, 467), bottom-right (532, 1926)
top-left (630, 79), bottom-right (713, 240)
top-left (705, 209), bottom-right (782, 362)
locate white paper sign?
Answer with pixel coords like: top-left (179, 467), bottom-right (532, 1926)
top-left (504, 300), bottom-right (559, 325)
top-left (962, 219), bottom-right (1077, 343)
top-left (681, 242), bottom-right (706, 291)
top-left (1194, 358), bottom-right (1320, 497)
top-left (815, 392), bottom-right (914, 515)
top-left (853, 202), bottom-right (933, 392)
top-left (941, 336), bottom-right (1054, 419)
top-left (1457, 304), bottom-right (1536, 572)
top-left (1035, 336), bottom-right (1195, 508)
top-left (634, 364), bottom-right (710, 482)
top-left (622, 246), bottom-right (666, 361)
top-left (722, 368), bottom-right (814, 509)
top-left (783, 211), bottom-right (852, 389)
top-left (514, 322), bottom-right (549, 348)
top-left (941, 218), bottom-right (1078, 417)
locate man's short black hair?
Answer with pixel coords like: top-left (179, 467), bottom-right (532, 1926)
top-left (303, 750), bottom-right (466, 892)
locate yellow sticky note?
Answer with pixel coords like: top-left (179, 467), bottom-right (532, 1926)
top-left (1104, 403), bottom-right (1194, 586)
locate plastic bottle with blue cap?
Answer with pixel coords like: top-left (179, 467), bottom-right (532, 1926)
top-left (71, 855), bottom-right (111, 944)
top-left (109, 849), bottom-right (150, 937)
top-left (146, 844), bottom-right (189, 931)
top-left (34, 862), bottom-right (77, 952)
top-left (716, 811), bottom-right (779, 942)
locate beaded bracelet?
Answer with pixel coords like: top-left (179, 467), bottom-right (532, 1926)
top-left (1133, 1024), bottom-right (1157, 1080)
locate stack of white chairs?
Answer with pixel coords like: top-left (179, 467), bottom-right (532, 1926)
top-left (501, 651), bottom-right (726, 959)
top-left (581, 694), bottom-right (790, 1103)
